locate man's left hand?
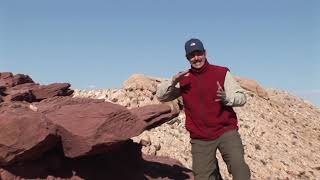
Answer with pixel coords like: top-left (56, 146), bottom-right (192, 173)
top-left (215, 81), bottom-right (226, 102)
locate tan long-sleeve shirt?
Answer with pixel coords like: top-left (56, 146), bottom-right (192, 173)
top-left (156, 71), bottom-right (246, 107)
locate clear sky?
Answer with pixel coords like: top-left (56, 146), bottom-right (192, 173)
top-left (1, 0), bottom-right (319, 107)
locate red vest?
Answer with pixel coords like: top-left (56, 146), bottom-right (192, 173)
top-left (179, 61), bottom-right (238, 140)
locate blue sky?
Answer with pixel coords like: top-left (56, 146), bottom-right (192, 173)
top-left (1, 0), bottom-right (319, 107)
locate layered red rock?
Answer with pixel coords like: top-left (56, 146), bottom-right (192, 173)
top-left (0, 72), bottom-right (34, 88)
top-left (0, 72), bottom-right (191, 180)
top-left (34, 96), bottom-right (178, 158)
top-left (0, 102), bottom-right (59, 166)
top-left (0, 72), bottom-right (73, 102)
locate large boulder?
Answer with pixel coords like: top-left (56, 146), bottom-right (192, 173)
top-left (0, 102), bottom-right (59, 166)
top-left (35, 96), bottom-right (178, 158)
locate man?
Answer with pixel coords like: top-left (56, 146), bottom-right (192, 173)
top-left (156, 38), bottom-right (250, 180)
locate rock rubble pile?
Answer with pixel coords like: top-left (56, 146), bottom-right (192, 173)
top-left (74, 74), bottom-right (320, 179)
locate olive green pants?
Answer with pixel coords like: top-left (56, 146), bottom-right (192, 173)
top-left (191, 130), bottom-right (251, 180)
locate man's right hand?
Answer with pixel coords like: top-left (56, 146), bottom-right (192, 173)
top-left (171, 70), bottom-right (189, 86)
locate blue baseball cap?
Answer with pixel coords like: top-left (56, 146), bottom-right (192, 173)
top-left (184, 38), bottom-right (205, 55)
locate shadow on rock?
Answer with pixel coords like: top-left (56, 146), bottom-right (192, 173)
top-left (1, 140), bottom-right (193, 180)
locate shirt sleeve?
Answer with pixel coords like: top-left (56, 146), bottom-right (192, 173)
top-left (223, 71), bottom-right (247, 106)
top-left (156, 80), bottom-right (181, 102)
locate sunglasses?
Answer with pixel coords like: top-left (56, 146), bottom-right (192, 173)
top-left (186, 50), bottom-right (205, 59)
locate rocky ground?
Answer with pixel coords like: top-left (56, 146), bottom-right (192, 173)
top-left (74, 74), bottom-right (320, 180)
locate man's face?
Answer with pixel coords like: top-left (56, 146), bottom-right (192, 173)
top-left (186, 50), bottom-right (206, 69)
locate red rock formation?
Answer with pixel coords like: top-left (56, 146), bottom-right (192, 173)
top-left (0, 102), bottom-right (59, 166)
top-left (0, 72), bottom-right (34, 88)
top-left (0, 72), bottom-right (73, 103)
top-left (0, 72), bottom-right (192, 180)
